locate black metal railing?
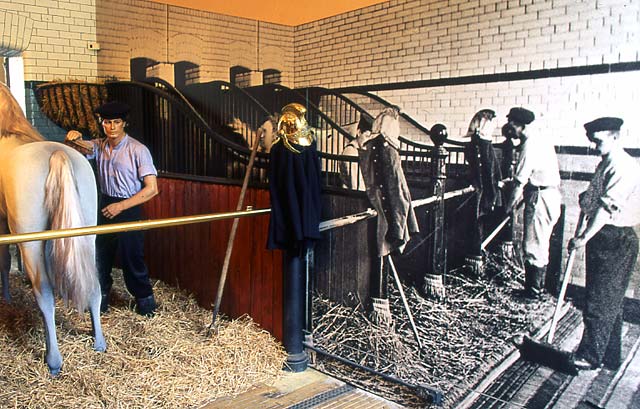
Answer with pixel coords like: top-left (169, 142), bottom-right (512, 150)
top-left (181, 80), bottom-right (272, 153)
top-left (296, 86), bottom-right (373, 131)
top-left (334, 89), bottom-right (432, 143)
top-left (238, 84), bottom-right (367, 186)
top-left (105, 81), bottom-right (264, 182)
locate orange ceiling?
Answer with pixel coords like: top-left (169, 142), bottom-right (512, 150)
top-left (151, 0), bottom-right (388, 26)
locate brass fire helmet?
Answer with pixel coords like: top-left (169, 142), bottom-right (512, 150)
top-left (274, 103), bottom-right (315, 153)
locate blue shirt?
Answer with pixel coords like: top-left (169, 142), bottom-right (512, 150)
top-left (87, 134), bottom-right (157, 199)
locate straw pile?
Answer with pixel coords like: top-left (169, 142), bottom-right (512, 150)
top-left (312, 250), bottom-right (562, 408)
top-left (0, 270), bottom-right (286, 409)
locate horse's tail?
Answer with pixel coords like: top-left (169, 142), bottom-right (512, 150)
top-left (44, 150), bottom-right (97, 312)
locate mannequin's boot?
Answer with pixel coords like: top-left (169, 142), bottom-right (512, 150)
top-left (136, 294), bottom-right (157, 317)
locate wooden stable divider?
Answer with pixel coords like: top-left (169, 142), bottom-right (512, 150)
top-left (143, 177), bottom-right (283, 340)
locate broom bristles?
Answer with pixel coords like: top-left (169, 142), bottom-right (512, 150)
top-left (519, 336), bottom-right (578, 375)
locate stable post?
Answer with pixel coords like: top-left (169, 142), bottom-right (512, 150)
top-left (423, 124), bottom-right (448, 299)
top-left (283, 249), bottom-right (309, 372)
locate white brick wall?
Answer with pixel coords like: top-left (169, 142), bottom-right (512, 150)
top-left (297, 0), bottom-right (640, 84)
top-left (376, 71), bottom-right (640, 147)
top-left (293, 0), bottom-right (640, 148)
top-left (0, 0), bottom-right (98, 81)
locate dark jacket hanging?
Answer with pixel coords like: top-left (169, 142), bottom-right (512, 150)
top-left (359, 134), bottom-right (419, 256)
top-left (464, 134), bottom-right (503, 217)
top-left (267, 141), bottom-right (322, 252)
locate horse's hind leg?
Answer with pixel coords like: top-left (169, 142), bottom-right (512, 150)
top-left (0, 221), bottom-right (11, 301)
top-left (88, 285), bottom-right (106, 352)
top-left (21, 242), bottom-right (63, 376)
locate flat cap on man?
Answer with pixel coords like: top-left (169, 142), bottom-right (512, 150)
top-left (94, 101), bottom-right (130, 120)
top-left (507, 107), bottom-right (535, 125)
top-left (584, 117), bottom-right (623, 134)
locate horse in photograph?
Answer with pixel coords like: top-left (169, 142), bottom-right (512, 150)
top-left (0, 85), bottom-right (105, 376)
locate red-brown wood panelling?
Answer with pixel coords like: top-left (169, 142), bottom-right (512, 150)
top-left (142, 177), bottom-right (283, 341)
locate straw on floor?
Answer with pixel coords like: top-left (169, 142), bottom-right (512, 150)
top-left (312, 249), bottom-right (565, 407)
top-left (0, 271), bottom-right (286, 409)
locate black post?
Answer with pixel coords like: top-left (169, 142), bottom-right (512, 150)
top-left (283, 249), bottom-right (309, 372)
top-left (423, 124), bottom-right (448, 299)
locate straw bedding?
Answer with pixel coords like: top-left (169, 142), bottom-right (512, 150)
top-left (312, 250), bottom-right (563, 407)
top-left (0, 271), bottom-right (286, 409)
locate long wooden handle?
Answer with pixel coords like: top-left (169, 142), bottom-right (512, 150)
top-left (481, 199), bottom-right (524, 250)
top-left (209, 128), bottom-right (262, 331)
top-left (547, 213), bottom-right (587, 343)
top-left (547, 249), bottom-right (576, 343)
top-left (387, 256), bottom-right (423, 350)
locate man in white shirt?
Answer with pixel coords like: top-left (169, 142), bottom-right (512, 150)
top-left (505, 107), bottom-right (562, 300)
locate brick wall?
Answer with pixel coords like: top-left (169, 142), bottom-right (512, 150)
top-left (0, 0), bottom-right (98, 81)
top-left (294, 0), bottom-right (640, 146)
top-left (376, 70), bottom-right (640, 146)
top-left (94, 1), bottom-right (294, 85)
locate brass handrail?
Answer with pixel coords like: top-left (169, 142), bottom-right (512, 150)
top-left (0, 208), bottom-right (270, 245)
top-left (0, 185), bottom-right (480, 246)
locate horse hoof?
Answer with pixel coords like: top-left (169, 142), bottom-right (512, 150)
top-left (94, 341), bottom-right (107, 353)
top-left (48, 365), bottom-right (62, 377)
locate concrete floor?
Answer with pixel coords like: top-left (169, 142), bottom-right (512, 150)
top-left (201, 367), bottom-right (404, 409)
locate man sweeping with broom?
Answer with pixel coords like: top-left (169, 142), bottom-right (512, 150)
top-left (568, 117), bottom-right (640, 371)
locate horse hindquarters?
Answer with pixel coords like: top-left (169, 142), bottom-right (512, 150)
top-left (44, 151), bottom-right (106, 354)
top-left (45, 151), bottom-right (99, 311)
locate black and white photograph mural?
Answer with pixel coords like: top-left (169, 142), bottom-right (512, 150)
top-left (0, 0), bottom-right (638, 407)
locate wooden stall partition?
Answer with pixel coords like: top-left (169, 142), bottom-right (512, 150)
top-left (143, 176), bottom-right (283, 341)
top-left (314, 191), bottom-right (374, 307)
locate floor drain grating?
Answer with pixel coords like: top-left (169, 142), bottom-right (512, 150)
top-left (286, 384), bottom-right (355, 408)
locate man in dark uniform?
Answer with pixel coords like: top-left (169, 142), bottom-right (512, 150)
top-left (505, 107), bottom-right (562, 299)
top-left (463, 108), bottom-right (502, 276)
top-left (66, 101), bottom-right (159, 316)
top-left (570, 117), bottom-right (640, 370)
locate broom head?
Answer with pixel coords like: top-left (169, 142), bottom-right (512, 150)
top-left (519, 336), bottom-right (578, 376)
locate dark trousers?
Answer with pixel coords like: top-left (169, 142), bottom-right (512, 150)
top-left (577, 225), bottom-right (638, 367)
top-left (97, 195), bottom-right (153, 299)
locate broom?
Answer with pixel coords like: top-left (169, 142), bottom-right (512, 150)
top-left (518, 213), bottom-right (586, 375)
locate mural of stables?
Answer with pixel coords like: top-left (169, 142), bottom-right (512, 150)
top-left (35, 80), bottom-right (510, 299)
top-left (33, 78), bottom-right (577, 405)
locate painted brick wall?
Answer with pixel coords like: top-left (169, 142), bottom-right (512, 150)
top-left (0, 0), bottom-right (98, 81)
top-left (294, 0), bottom-right (640, 146)
top-left (296, 0), bottom-right (640, 84)
top-left (94, 1), bottom-right (294, 85)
